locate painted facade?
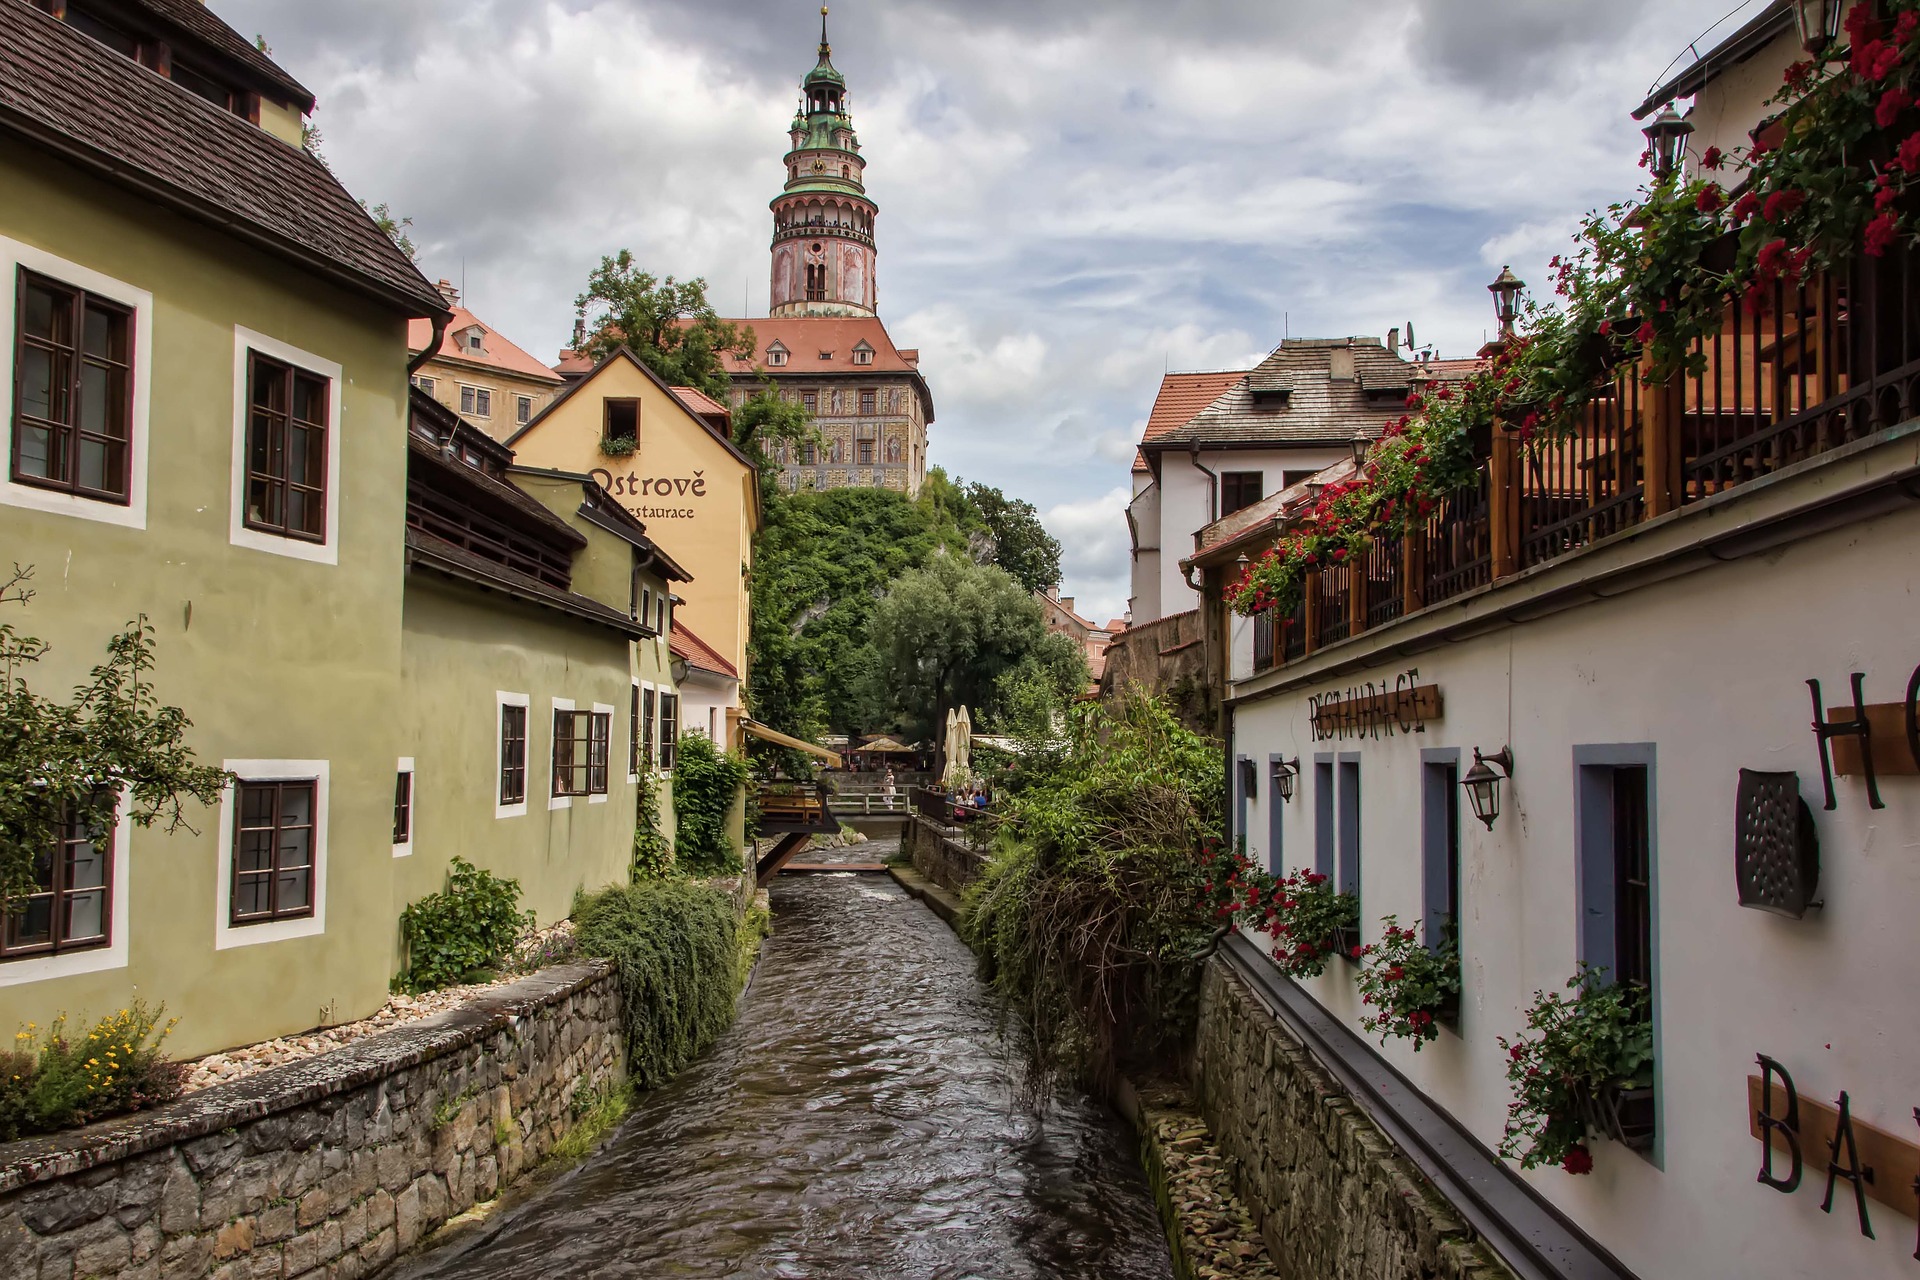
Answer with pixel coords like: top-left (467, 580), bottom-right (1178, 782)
top-left (407, 283), bottom-right (565, 442)
top-left (770, 13), bottom-right (877, 318)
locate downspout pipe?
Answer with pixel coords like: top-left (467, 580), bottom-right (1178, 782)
top-left (1189, 440), bottom-right (1219, 524)
top-left (407, 312), bottom-right (449, 377)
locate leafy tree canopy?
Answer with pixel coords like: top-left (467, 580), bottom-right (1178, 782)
top-left (730, 382), bottom-right (820, 496)
top-left (961, 483), bottom-right (1061, 595)
top-left (574, 251), bottom-right (755, 402)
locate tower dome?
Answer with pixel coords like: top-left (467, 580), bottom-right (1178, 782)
top-left (769, 7), bottom-right (878, 318)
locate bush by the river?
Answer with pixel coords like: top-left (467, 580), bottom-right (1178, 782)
top-left (963, 691), bottom-right (1223, 1097)
top-left (671, 734), bottom-right (750, 876)
top-left (0, 1002), bottom-right (185, 1141)
top-left (397, 858), bottom-right (533, 994)
top-left (571, 879), bottom-right (745, 1089)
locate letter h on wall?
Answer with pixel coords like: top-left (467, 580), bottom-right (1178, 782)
top-left (1806, 674), bottom-right (1885, 810)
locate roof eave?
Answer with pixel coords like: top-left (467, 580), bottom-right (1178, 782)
top-left (1634, 2), bottom-right (1793, 119)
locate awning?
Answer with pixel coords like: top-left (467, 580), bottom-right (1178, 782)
top-left (739, 718), bottom-right (843, 767)
top-left (855, 737), bottom-right (916, 753)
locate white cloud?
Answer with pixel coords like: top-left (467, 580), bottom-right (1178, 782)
top-left (1044, 486), bottom-right (1136, 625)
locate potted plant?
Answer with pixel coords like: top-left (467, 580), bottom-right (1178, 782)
top-left (600, 434), bottom-right (637, 458)
top-left (1355, 916), bottom-right (1461, 1050)
top-left (1262, 868), bottom-right (1361, 980)
top-left (1498, 971), bottom-right (1655, 1174)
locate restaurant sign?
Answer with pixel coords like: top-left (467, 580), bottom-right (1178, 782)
top-left (1308, 667), bottom-right (1443, 742)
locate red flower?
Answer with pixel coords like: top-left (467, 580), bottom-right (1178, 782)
top-left (1410, 1010), bottom-right (1431, 1027)
top-left (1349, 945), bottom-right (1363, 959)
top-left (1877, 182), bottom-right (1900, 211)
top-left (1304, 872), bottom-right (1327, 885)
top-left (1386, 967), bottom-right (1405, 981)
top-left (1851, 40), bottom-right (1900, 83)
top-left (1763, 189), bottom-right (1806, 223)
top-left (1866, 210), bottom-right (1901, 257)
top-left (1755, 238), bottom-right (1791, 277)
top-left (1847, 2), bottom-right (1877, 45)
top-left (1508, 1044), bottom-right (1525, 1062)
top-left (1785, 59), bottom-right (1816, 90)
top-left (1561, 1146), bottom-right (1595, 1176)
top-left (1695, 185), bottom-right (1723, 214)
top-left (1701, 145), bottom-right (1723, 170)
top-left (1879, 88), bottom-right (1914, 130)
top-left (1899, 11), bottom-right (1920, 45)
top-left (1899, 132), bottom-right (1920, 174)
top-left (1634, 320), bottom-right (1656, 345)
top-left (1597, 319), bottom-right (1611, 336)
top-left (1730, 191), bottom-right (1761, 223)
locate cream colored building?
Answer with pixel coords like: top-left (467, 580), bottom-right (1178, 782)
top-left (506, 347), bottom-right (760, 688)
top-left (407, 282), bottom-right (564, 441)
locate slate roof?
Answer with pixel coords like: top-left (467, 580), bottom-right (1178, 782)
top-left (1150, 339), bottom-right (1419, 452)
top-left (670, 625), bottom-right (740, 681)
top-left (1135, 370), bottom-right (1248, 473)
top-left (0, 2), bottom-right (447, 318)
top-left (410, 306), bottom-right (564, 383)
top-left (126, 0), bottom-right (315, 109)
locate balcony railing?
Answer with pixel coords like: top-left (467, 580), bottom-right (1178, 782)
top-left (1249, 242), bottom-right (1920, 675)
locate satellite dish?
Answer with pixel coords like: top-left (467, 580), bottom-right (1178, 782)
top-left (1404, 322), bottom-right (1417, 351)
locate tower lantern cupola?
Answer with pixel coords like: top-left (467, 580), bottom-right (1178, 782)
top-left (769, 6), bottom-right (879, 318)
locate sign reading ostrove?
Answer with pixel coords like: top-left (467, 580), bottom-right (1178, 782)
top-left (1308, 668), bottom-right (1443, 741)
top-left (1749, 1053), bottom-right (1920, 1257)
top-left (589, 468), bottom-right (709, 521)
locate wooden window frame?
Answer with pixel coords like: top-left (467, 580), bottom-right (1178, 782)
top-left (603, 398), bottom-right (640, 443)
top-left (1220, 471), bottom-right (1264, 517)
top-left (642, 687), bottom-right (657, 769)
top-left (499, 702), bottom-right (528, 807)
top-left (587, 711), bottom-right (612, 795)
top-left (516, 394), bottom-right (533, 426)
top-left (552, 709), bottom-right (592, 798)
top-left (11, 268), bottom-right (134, 504)
top-left (242, 350), bottom-right (330, 543)
top-left (630, 684), bottom-right (641, 778)
top-left (859, 388), bottom-right (877, 415)
top-left (658, 693), bottom-right (679, 772)
top-left (857, 439), bottom-right (874, 466)
top-left (459, 384), bottom-right (493, 419)
top-left (0, 797), bottom-right (114, 962)
top-left (229, 780), bottom-right (317, 927)
top-left (392, 768), bottom-right (412, 845)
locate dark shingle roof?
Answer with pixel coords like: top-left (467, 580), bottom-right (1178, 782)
top-left (0, 1), bottom-right (446, 318)
top-left (125, 0), bottom-right (315, 109)
top-left (1149, 339), bottom-right (1416, 450)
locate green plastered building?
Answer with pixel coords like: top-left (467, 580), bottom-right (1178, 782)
top-left (0, 1), bottom-right (676, 1057)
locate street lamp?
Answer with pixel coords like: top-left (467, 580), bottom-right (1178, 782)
top-left (1306, 480), bottom-right (1326, 501)
top-left (1269, 756), bottom-right (1300, 803)
top-left (1641, 104), bottom-right (1694, 182)
top-left (1460, 746), bottom-right (1515, 830)
top-left (1350, 429), bottom-right (1374, 468)
top-left (1792, 0), bottom-right (1841, 55)
top-left (1488, 266), bottom-right (1525, 338)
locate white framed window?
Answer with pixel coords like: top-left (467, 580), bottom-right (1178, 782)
top-left (852, 342), bottom-right (874, 365)
top-left (588, 703), bottom-right (615, 804)
top-left (516, 394), bottom-right (533, 426)
top-left (766, 342), bottom-right (789, 367)
top-left (410, 374), bottom-right (436, 395)
top-left (496, 691), bottom-right (530, 819)
top-left (228, 327), bottom-right (342, 565)
top-left (214, 760), bottom-right (329, 951)
top-left (0, 790), bottom-right (134, 988)
top-left (0, 236), bottom-right (153, 531)
top-left (629, 680), bottom-right (642, 784)
top-left (549, 697), bottom-right (576, 810)
top-left (641, 681), bottom-right (657, 771)
top-left (460, 384), bottom-right (493, 418)
top-left (393, 756), bottom-right (415, 858)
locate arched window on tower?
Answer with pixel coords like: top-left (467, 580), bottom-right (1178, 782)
top-left (806, 263), bottom-right (828, 302)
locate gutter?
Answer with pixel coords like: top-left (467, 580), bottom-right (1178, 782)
top-left (1188, 441), bottom-right (1219, 525)
top-left (407, 312), bottom-right (447, 376)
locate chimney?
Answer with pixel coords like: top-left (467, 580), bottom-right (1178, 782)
top-left (899, 348), bottom-right (919, 368)
top-left (1046, 584), bottom-right (1059, 601)
top-left (1386, 326), bottom-right (1399, 355)
top-left (572, 310), bottom-right (586, 348)
top-left (436, 278), bottom-right (461, 307)
top-left (1328, 342), bottom-right (1355, 382)
top-left (1060, 596), bottom-right (1075, 613)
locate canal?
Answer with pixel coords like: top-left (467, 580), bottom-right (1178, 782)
top-left (394, 842), bottom-right (1175, 1279)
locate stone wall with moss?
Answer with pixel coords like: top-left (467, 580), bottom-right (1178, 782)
top-left (0, 963), bottom-right (621, 1279)
top-left (904, 814), bottom-right (988, 896)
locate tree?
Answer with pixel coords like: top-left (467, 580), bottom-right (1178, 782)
top-left (868, 556), bottom-right (1062, 745)
top-left (963, 482), bottom-right (1061, 595)
top-left (361, 201), bottom-right (417, 262)
top-left (574, 252), bottom-right (754, 401)
top-left (730, 382), bottom-right (818, 486)
top-left (0, 567), bottom-right (229, 909)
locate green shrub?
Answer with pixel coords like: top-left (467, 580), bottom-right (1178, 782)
top-left (633, 768), bottom-right (673, 880)
top-left (0, 1002), bottom-right (185, 1140)
top-left (571, 880), bottom-right (740, 1089)
top-left (398, 858), bottom-right (533, 994)
top-left (671, 734), bottom-right (749, 876)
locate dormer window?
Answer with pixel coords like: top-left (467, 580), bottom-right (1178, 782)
top-left (463, 328), bottom-right (485, 354)
top-left (766, 342), bottom-right (789, 368)
top-left (819, 351), bottom-right (833, 361)
top-left (1250, 387), bottom-right (1292, 409)
top-left (852, 342), bottom-right (874, 366)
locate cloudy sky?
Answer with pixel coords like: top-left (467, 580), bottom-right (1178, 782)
top-left (215, 0), bottom-right (1763, 622)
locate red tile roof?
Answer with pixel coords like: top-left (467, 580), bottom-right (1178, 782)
top-left (1135, 370), bottom-right (1248, 472)
top-left (670, 385), bottom-right (728, 416)
top-left (716, 315), bottom-right (922, 377)
top-left (409, 305), bottom-right (563, 383)
top-left (670, 624), bottom-right (739, 680)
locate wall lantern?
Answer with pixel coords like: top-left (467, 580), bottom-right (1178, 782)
top-left (1306, 480), bottom-right (1326, 501)
top-left (1461, 746), bottom-right (1515, 829)
top-left (1487, 266), bottom-right (1526, 338)
top-left (1641, 104), bottom-right (1695, 182)
top-left (1350, 430), bottom-right (1374, 468)
top-left (1270, 756), bottom-right (1300, 803)
top-left (1409, 363), bottom-right (1437, 397)
top-left (1792, 0), bottom-right (1841, 55)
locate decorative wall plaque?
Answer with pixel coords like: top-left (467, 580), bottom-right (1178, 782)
top-left (1735, 769), bottom-right (1820, 918)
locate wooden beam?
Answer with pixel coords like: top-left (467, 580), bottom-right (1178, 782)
top-left (1748, 1075), bottom-right (1920, 1217)
top-left (1489, 428), bottom-right (1520, 579)
top-left (1827, 705), bottom-right (1920, 776)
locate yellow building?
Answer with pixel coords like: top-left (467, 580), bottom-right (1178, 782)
top-left (506, 347), bottom-right (760, 697)
top-left (407, 283), bottom-right (565, 440)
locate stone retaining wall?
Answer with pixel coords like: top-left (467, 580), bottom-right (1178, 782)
top-left (904, 814), bottom-right (987, 896)
top-left (0, 962), bottom-right (622, 1280)
top-left (1194, 959), bottom-right (1506, 1280)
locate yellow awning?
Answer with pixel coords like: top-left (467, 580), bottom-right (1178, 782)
top-left (740, 718), bottom-right (843, 767)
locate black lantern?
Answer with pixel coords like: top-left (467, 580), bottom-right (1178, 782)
top-left (1488, 266), bottom-right (1525, 337)
top-left (1270, 756), bottom-right (1300, 803)
top-left (1793, 0), bottom-right (1841, 55)
top-left (1350, 429), bottom-right (1373, 467)
top-left (1460, 746), bottom-right (1514, 829)
top-left (1641, 104), bottom-right (1694, 182)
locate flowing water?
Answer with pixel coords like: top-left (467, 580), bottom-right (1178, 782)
top-left (394, 841), bottom-right (1175, 1280)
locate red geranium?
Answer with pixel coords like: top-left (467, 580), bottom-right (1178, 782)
top-left (1755, 238), bottom-right (1792, 277)
top-left (1561, 1145), bottom-right (1595, 1176)
top-left (1899, 131), bottom-right (1920, 174)
top-left (1700, 145), bottom-right (1723, 170)
top-left (1762, 189), bottom-right (1806, 223)
top-left (1730, 191), bottom-right (1762, 223)
top-left (1866, 210), bottom-right (1901, 257)
top-left (1634, 320), bottom-right (1656, 345)
top-left (1879, 88), bottom-right (1914, 130)
top-left (1695, 185), bottom-right (1723, 214)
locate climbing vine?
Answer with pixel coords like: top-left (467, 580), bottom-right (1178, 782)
top-left (672, 734), bottom-right (750, 876)
top-left (633, 767), bottom-right (674, 880)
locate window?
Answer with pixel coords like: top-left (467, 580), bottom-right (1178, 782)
top-left (410, 374), bottom-right (436, 395)
top-left (499, 701), bottom-right (528, 808)
top-left (243, 351), bottom-right (329, 541)
top-left (630, 684), bottom-right (641, 777)
top-left (63, 5), bottom-right (140, 57)
top-left (853, 345), bottom-right (874, 365)
top-left (1575, 751), bottom-right (1657, 1000)
top-left (230, 780), bottom-right (316, 925)
top-left (655, 595), bottom-right (667, 636)
top-left (1252, 608), bottom-right (1276, 672)
top-left (806, 264), bottom-right (827, 301)
top-left (587, 711), bottom-right (612, 795)
top-left (1234, 755), bottom-right (1255, 852)
top-left (859, 388), bottom-right (877, 415)
top-left (641, 587), bottom-right (653, 631)
top-left (642, 687), bottom-right (657, 768)
top-left (1421, 753), bottom-right (1461, 952)
top-left (1221, 471), bottom-right (1263, 516)
top-left (659, 693), bottom-right (679, 771)
top-left (553, 709), bottom-right (592, 798)
top-left (857, 439), bottom-right (874, 465)
top-left (12, 270), bottom-right (133, 502)
top-left (392, 767), bottom-right (412, 845)
top-left (1611, 767), bottom-right (1653, 992)
top-left (170, 59), bottom-right (236, 112)
top-left (464, 329), bottom-right (485, 353)
top-left (460, 385), bottom-right (493, 418)
top-left (801, 390), bottom-right (818, 415)
top-left (1282, 469), bottom-right (1320, 491)
top-left (800, 442), bottom-right (817, 466)
top-left (1337, 757), bottom-right (1361, 904)
top-left (767, 345), bottom-right (789, 367)
top-left (1264, 755), bottom-right (1286, 875)
top-left (1313, 758), bottom-right (1335, 878)
top-left (604, 398), bottom-right (639, 443)
top-left (1, 799), bottom-right (112, 961)
top-left (818, 350), bottom-right (833, 362)
top-left (516, 395), bottom-right (533, 426)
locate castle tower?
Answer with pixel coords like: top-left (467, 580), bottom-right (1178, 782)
top-left (769, 8), bottom-right (877, 318)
